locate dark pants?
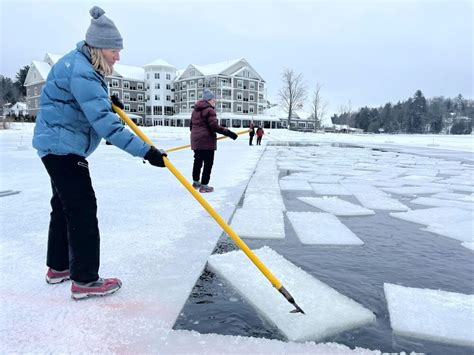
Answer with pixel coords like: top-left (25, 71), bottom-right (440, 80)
top-left (192, 150), bottom-right (215, 185)
top-left (249, 134), bottom-right (255, 145)
top-left (41, 154), bottom-right (100, 283)
top-left (256, 136), bottom-right (262, 145)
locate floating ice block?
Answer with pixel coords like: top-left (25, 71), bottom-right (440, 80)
top-left (230, 208), bottom-right (285, 239)
top-left (207, 247), bottom-right (375, 342)
top-left (299, 196), bottom-right (375, 216)
top-left (286, 211), bottom-right (363, 245)
top-left (384, 283), bottom-right (474, 346)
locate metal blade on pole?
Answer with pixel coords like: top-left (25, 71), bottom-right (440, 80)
top-left (113, 104), bottom-right (305, 314)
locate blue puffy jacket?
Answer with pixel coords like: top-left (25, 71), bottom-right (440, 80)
top-left (33, 41), bottom-right (150, 158)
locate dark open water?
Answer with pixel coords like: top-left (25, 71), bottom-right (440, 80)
top-left (174, 144), bottom-right (474, 354)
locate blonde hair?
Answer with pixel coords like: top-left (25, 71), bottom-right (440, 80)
top-left (88, 46), bottom-right (113, 76)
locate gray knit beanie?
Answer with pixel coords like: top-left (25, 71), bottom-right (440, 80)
top-left (203, 88), bottom-right (216, 101)
top-left (85, 6), bottom-right (123, 49)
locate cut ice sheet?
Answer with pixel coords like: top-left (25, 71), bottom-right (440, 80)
top-left (299, 196), bottom-right (375, 216)
top-left (230, 208), bottom-right (285, 239)
top-left (207, 247), bottom-right (375, 342)
top-left (286, 211), bottom-right (363, 245)
top-left (384, 283), bottom-right (474, 346)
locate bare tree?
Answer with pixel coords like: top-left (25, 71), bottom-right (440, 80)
top-left (311, 83), bottom-right (328, 131)
top-left (279, 68), bottom-right (307, 129)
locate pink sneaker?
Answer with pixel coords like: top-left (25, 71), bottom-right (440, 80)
top-left (71, 277), bottom-right (122, 300)
top-left (46, 268), bottom-right (70, 284)
top-left (199, 185), bottom-right (214, 193)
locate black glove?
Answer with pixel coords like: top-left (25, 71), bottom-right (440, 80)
top-left (225, 130), bottom-right (238, 140)
top-left (144, 146), bottom-right (167, 167)
top-left (111, 94), bottom-right (124, 110)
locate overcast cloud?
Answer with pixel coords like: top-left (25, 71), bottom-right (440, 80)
top-left (1, 0), bottom-right (472, 116)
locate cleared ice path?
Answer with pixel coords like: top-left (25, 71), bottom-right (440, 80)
top-left (384, 283), bottom-right (474, 346)
top-left (208, 247), bottom-right (375, 342)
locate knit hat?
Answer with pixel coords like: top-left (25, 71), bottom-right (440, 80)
top-left (203, 88), bottom-right (216, 101)
top-left (85, 6), bottom-right (123, 49)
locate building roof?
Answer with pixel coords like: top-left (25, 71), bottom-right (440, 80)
top-left (265, 105), bottom-right (311, 120)
top-left (24, 61), bottom-right (52, 86)
top-left (112, 64), bottom-right (145, 81)
top-left (144, 59), bottom-right (176, 69)
top-left (44, 53), bottom-right (63, 64)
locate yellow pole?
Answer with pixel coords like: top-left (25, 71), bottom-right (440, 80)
top-left (166, 130), bottom-right (249, 153)
top-left (113, 105), bottom-right (305, 314)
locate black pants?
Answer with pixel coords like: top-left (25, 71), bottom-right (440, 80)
top-left (256, 136), bottom-right (262, 145)
top-left (249, 134), bottom-right (255, 145)
top-left (192, 150), bottom-right (215, 185)
top-left (41, 154), bottom-right (100, 283)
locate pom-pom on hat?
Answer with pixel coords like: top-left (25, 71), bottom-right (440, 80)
top-left (85, 6), bottom-right (123, 49)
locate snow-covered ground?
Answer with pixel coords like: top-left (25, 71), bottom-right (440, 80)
top-left (1, 123), bottom-right (472, 353)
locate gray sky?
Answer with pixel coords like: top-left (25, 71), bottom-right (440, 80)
top-left (1, 0), bottom-right (472, 116)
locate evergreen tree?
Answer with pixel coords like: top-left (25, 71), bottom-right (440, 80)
top-left (407, 90), bottom-right (427, 133)
top-left (14, 65), bottom-right (29, 99)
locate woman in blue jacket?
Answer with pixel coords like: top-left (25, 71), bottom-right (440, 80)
top-left (33, 6), bottom-right (167, 300)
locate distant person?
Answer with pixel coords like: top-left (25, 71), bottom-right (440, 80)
top-left (256, 126), bottom-right (264, 145)
top-left (190, 88), bottom-right (238, 193)
top-left (32, 6), bottom-right (167, 300)
top-left (249, 122), bottom-right (255, 145)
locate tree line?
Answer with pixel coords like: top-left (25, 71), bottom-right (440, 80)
top-left (0, 66), bottom-right (29, 107)
top-left (331, 90), bottom-right (473, 134)
top-left (278, 68), bottom-right (473, 134)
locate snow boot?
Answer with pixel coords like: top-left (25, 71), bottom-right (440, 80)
top-left (71, 277), bottom-right (122, 300)
top-left (46, 268), bottom-right (70, 284)
top-left (192, 181), bottom-right (201, 189)
top-left (199, 185), bottom-right (214, 193)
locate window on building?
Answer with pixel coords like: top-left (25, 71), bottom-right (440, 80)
top-left (155, 83), bottom-right (160, 89)
top-left (146, 83), bottom-right (150, 89)
top-left (146, 95), bottom-right (150, 101)
top-left (137, 83), bottom-right (143, 90)
top-left (258, 83), bottom-right (264, 91)
top-left (190, 70), bottom-right (195, 76)
top-left (112, 79), bottom-right (119, 87)
top-left (166, 95), bottom-right (171, 101)
top-left (166, 84), bottom-right (171, 90)
top-left (237, 92), bottom-right (243, 101)
top-left (123, 81), bottom-right (130, 89)
top-left (198, 79), bottom-right (203, 88)
top-left (124, 92), bottom-right (130, 100)
top-left (190, 92), bottom-right (195, 100)
top-left (166, 73), bottom-right (171, 80)
top-left (155, 94), bottom-right (160, 100)
top-left (249, 106), bottom-right (254, 113)
top-left (112, 91), bottom-right (119, 97)
top-left (35, 99), bottom-right (38, 108)
top-left (34, 87), bottom-right (38, 95)
top-left (147, 74), bottom-right (150, 79)
top-left (250, 81), bottom-right (255, 89)
top-left (137, 94), bottom-right (144, 101)
top-left (249, 94), bottom-right (254, 102)
top-left (182, 104), bottom-right (186, 109)
top-left (182, 93), bottom-right (187, 101)
top-left (182, 82), bottom-right (187, 89)
top-left (155, 73), bottom-right (160, 79)
top-left (237, 80), bottom-right (243, 88)
top-left (138, 105), bottom-right (144, 112)
top-left (237, 105), bottom-right (242, 112)
top-left (124, 104), bottom-right (130, 111)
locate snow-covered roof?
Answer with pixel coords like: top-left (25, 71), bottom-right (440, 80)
top-left (44, 53), bottom-right (63, 64)
top-left (265, 105), bottom-right (311, 120)
top-left (24, 61), bottom-right (52, 86)
top-left (192, 58), bottom-right (242, 76)
top-left (12, 102), bottom-right (28, 110)
top-left (112, 64), bottom-right (145, 81)
top-left (144, 59), bottom-right (176, 69)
